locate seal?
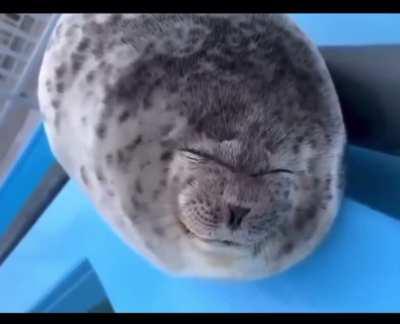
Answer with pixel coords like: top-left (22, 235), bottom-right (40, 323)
top-left (38, 14), bottom-right (346, 279)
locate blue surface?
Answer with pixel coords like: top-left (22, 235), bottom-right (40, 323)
top-left (1, 14), bottom-right (400, 312)
top-left (86, 197), bottom-right (400, 312)
top-left (346, 146), bottom-right (400, 219)
top-left (0, 125), bottom-right (55, 236)
top-left (0, 180), bottom-right (88, 312)
top-left (290, 14), bottom-right (400, 46)
top-left (31, 260), bottom-right (108, 313)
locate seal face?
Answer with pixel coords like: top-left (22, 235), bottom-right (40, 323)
top-left (38, 14), bottom-right (346, 279)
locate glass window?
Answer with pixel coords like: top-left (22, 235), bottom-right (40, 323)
top-left (5, 14), bottom-right (21, 23)
top-left (0, 14), bottom-right (19, 27)
top-left (23, 42), bottom-right (34, 55)
top-left (19, 16), bottom-right (34, 34)
top-left (13, 61), bottom-right (25, 75)
top-left (0, 30), bottom-right (12, 47)
top-left (10, 36), bottom-right (25, 53)
top-left (31, 20), bottom-right (45, 36)
top-left (2, 55), bottom-right (15, 71)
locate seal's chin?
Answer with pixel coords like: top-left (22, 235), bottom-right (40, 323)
top-left (177, 218), bottom-right (245, 249)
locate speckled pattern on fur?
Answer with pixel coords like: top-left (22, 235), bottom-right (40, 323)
top-left (38, 14), bottom-right (346, 279)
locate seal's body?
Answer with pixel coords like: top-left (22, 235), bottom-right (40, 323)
top-left (38, 14), bottom-right (346, 279)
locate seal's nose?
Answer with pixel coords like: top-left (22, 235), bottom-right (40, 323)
top-left (227, 204), bottom-right (251, 231)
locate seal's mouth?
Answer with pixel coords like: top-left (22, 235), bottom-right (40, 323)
top-left (177, 218), bottom-right (242, 248)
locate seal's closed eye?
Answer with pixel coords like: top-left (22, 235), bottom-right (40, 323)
top-left (250, 169), bottom-right (294, 177)
top-left (180, 148), bottom-right (236, 171)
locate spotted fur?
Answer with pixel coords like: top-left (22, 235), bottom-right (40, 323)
top-left (38, 14), bottom-right (346, 279)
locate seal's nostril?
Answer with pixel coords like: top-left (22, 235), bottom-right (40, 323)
top-left (227, 205), bottom-right (250, 231)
